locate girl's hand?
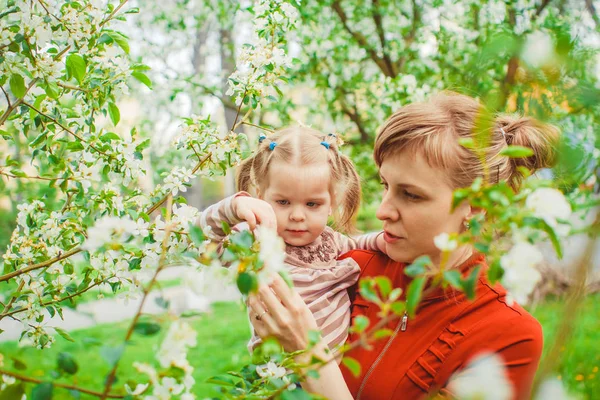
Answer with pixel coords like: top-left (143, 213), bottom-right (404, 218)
top-left (232, 196), bottom-right (277, 231)
top-left (248, 274), bottom-right (319, 353)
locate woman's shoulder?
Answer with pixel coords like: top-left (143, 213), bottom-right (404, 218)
top-left (338, 249), bottom-right (394, 272)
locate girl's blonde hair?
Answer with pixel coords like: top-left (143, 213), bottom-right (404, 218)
top-left (374, 92), bottom-right (560, 191)
top-left (236, 126), bottom-right (361, 232)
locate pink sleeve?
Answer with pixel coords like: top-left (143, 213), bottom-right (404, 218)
top-left (333, 230), bottom-right (383, 255)
top-left (196, 192), bottom-right (251, 241)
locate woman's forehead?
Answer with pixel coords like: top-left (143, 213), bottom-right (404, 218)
top-left (379, 151), bottom-right (450, 190)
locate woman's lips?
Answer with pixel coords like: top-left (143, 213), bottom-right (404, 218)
top-left (383, 230), bottom-right (403, 243)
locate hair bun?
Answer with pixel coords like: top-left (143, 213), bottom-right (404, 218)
top-left (495, 114), bottom-right (560, 182)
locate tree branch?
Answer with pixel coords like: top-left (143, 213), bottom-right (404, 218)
top-left (372, 0), bottom-right (396, 76)
top-left (0, 369), bottom-right (124, 398)
top-left (0, 78), bottom-right (39, 128)
top-left (0, 170), bottom-right (73, 182)
top-left (331, 1), bottom-right (395, 77)
top-left (396, 0), bottom-right (421, 73)
top-left (99, 0), bottom-right (129, 27)
top-left (585, 0), bottom-right (600, 28)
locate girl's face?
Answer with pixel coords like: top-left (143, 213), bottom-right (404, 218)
top-left (376, 150), bottom-right (471, 265)
top-left (261, 161), bottom-right (332, 247)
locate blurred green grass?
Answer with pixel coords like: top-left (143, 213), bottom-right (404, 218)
top-left (0, 295), bottom-right (598, 399)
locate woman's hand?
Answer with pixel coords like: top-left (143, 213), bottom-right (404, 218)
top-left (247, 274), bottom-right (319, 353)
top-left (232, 196), bottom-right (277, 231)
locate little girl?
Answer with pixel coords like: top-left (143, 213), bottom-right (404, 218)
top-left (197, 126), bottom-right (385, 352)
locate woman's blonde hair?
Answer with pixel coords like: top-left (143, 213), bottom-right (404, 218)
top-left (236, 126), bottom-right (361, 232)
top-left (374, 92), bottom-right (560, 190)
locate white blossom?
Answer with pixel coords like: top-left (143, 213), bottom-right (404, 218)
top-left (256, 226), bottom-right (286, 282)
top-left (256, 360), bottom-right (288, 380)
top-left (500, 241), bottom-right (544, 305)
top-left (526, 188), bottom-right (572, 236)
top-left (447, 353), bottom-right (513, 400)
top-left (433, 232), bottom-right (458, 252)
top-left (82, 216), bottom-right (138, 252)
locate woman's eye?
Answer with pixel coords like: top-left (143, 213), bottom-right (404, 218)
top-left (276, 200), bottom-right (289, 205)
top-left (403, 190), bottom-right (420, 200)
top-left (380, 181), bottom-right (389, 190)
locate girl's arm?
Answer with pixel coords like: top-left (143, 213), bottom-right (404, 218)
top-left (196, 192), bottom-right (277, 241)
top-left (333, 231), bottom-right (386, 255)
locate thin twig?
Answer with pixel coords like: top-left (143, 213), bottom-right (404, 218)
top-left (99, 0), bottom-right (129, 27)
top-left (0, 281), bottom-right (105, 319)
top-left (22, 101), bottom-right (88, 144)
top-left (0, 171), bottom-right (72, 182)
top-left (0, 281), bottom-right (25, 322)
top-left (0, 369), bottom-right (124, 399)
top-left (100, 195), bottom-right (174, 400)
top-left (0, 248), bottom-right (81, 283)
top-left (241, 121), bottom-right (274, 133)
top-left (1, 86), bottom-right (11, 107)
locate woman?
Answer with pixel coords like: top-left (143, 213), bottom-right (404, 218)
top-left (247, 92), bottom-right (558, 399)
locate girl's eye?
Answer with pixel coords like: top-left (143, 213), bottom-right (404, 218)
top-left (307, 202), bottom-right (319, 208)
top-left (276, 200), bottom-right (289, 205)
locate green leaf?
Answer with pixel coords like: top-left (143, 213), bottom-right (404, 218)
top-left (406, 277), bottom-right (426, 318)
top-left (351, 315), bottom-right (369, 333)
top-left (462, 266), bottom-right (481, 300)
top-left (458, 137), bottom-right (475, 149)
top-left (66, 54), bottom-right (86, 84)
top-left (230, 230), bottom-right (254, 248)
top-left (221, 221), bottom-right (232, 235)
top-left (100, 345), bottom-right (125, 367)
top-left (134, 321), bottom-right (161, 336)
top-left (131, 71), bottom-right (152, 89)
top-left (499, 145), bottom-right (534, 158)
top-left (0, 383), bottom-right (25, 400)
top-left (57, 352), bottom-right (78, 375)
top-left (405, 256), bottom-right (432, 278)
top-left (9, 74), bottom-right (26, 98)
top-left (106, 31), bottom-right (130, 54)
top-left (374, 276), bottom-right (392, 298)
top-left (358, 279), bottom-right (380, 304)
top-left (341, 356), bottom-right (361, 377)
top-left (443, 270), bottom-right (462, 290)
top-left (373, 328), bottom-right (394, 339)
top-left (54, 327), bottom-right (75, 342)
top-left (108, 102), bottom-right (120, 126)
top-left (280, 388), bottom-right (312, 400)
top-left (31, 382), bottom-right (53, 400)
top-left (66, 141), bottom-right (85, 151)
top-left (29, 131), bottom-right (47, 147)
top-left (236, 272), bottom-right (257, 295)
top-left (11, 357), bottom-right (27, 370)
top-left (206, 374), bottom-right (239, 386)
top-left (188, 224), bottom-right (206, 246)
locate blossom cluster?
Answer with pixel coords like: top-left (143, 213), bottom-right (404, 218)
top-left (226, 0), bottom-right (299, 106)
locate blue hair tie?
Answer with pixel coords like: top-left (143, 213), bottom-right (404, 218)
top-left (269, 141), bottom-right (277, 151)
top-left (320, 141), bottom-right (330, 149)
top-left (259, 134), bottom-right (267, 143)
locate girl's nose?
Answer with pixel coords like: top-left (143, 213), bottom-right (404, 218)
top-left (290, 207), bottom-right (305, 222)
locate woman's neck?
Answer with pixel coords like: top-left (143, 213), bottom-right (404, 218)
top-left (433, 245), bottom-right (474, 271)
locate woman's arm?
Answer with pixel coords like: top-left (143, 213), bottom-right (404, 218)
top-left (248, 274), bottom-right (354, 399)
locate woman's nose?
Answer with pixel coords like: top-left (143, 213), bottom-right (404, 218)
top-left (376, 194), bottom-right (399, 222)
